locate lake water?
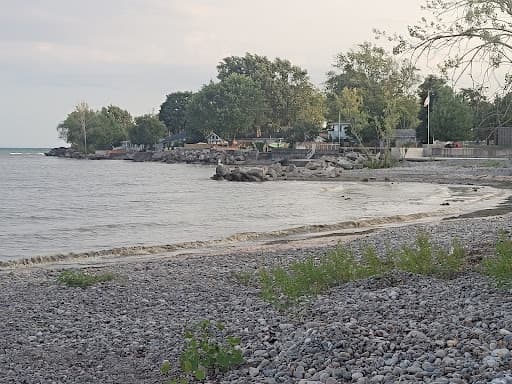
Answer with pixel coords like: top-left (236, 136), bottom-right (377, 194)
top-left (0, 148), bottom-right (506, 262)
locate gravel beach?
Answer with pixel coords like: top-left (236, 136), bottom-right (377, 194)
top-left (2, 160), bottom-right (512, 384)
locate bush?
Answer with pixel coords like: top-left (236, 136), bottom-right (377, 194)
top-left (57, 270), bottom-right (115, 287)
top-left (483, 233), bottom-right (512, 288)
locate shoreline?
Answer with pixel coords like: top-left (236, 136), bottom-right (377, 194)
top-left (3, 161), bottom-right (512, 383)
top-left (1, 179), bottom-right (509, 270)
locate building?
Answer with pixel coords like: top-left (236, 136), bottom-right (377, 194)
top-left (327, 122), bottom-right (352, 142)
top-left (393, 129), bottom-right (417, 147)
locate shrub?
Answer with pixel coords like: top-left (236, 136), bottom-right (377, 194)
top-left (483, 233), bottom-right (512, 288)
top-left (162, 320), bottom-right (244, 383)
top-left (57, 270), bottom-right (115, 287)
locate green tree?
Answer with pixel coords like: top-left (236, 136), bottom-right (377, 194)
top-left (128, 114), bottom-right (167, 147)
top-left (431, 87), bottom-right (473, 141)
top-left (394, 0), bottom-right (512, 92)
top-left (460, 87), bottom-right (496, 141)
top-left (93, 105), bottom-right (132, 148)
top-left (186, 74), bottom-right (267, 141)
top-left (57, 104), bottom-right (132, 151)
top-left (326, 43), bottom-right (419, 143)
top-left (337, 88), bottom-right (368, 145)
top-left (57, 102), bottom-right (95, 152)
top-left (417, 75), bottom-right (473, 142)
top-left (217, 53), bottom-right (324, 135)
top-left (158, 91), bottom-right (193, 135)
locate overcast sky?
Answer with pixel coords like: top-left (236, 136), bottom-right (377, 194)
top-left (0, 0), bottom-right (426, 147)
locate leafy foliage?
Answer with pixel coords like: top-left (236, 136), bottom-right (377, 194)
top-left (258, 233), bottom-right (465, 307)
top-left (483, 232), bottom-right (512, 288)
top-left (57, 104), bottom-right (133, 152)
top-left (57, 270), bottom-right (115, 288)
top-left (162, 320), bottom-right (244, 383)
top-left (186, 74), bottom-right (267, 141)
top-left (128, 114), bottom-right (167, 146)
top-left (217, 53), bottom-right (326, 135)
top-left (417, 75), bottom-right (473, 142)
top-left (326, 43), bottom-right (420, 144)
top-left (392, 0), bottom-right (512, 93)
top-left (159, 92), bottom-right (194, 135)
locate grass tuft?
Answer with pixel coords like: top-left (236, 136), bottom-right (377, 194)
top-left (57, 270), bottom-right (115, 288)
top-left (258, 233), bottom-right (465, 306)
top-left (483, 233), bottom-right (512, 288)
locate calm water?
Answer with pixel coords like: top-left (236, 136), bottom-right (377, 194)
top-left (0, 149), bottom-right (502, 261)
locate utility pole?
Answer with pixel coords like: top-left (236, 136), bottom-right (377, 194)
top-left (338, 111), bottom-right (341, 147)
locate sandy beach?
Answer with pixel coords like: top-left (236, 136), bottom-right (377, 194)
top-left (2, 160), bottom-right (512, 384)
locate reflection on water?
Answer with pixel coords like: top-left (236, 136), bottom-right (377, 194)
top-left (0, 153), bottom-right (506, 261)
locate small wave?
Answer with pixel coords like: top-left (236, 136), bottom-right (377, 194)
top-left (9, 152), bottom-right (45, 156)
top-left (0, 211), bottom-right (443, 269)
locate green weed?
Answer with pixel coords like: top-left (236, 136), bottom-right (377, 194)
top-left (57, 270), bottom-right (115, 288)
top-left (392, 234), bottom-right (464, 278)
top-left (162, 320), bottom-right (244, 383)
top-left (483, 233), bottom-right (512, 288)
top-left (257, 233), bottom-right (465, 306)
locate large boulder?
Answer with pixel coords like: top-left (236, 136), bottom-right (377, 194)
top-left (336, 158), bottom-right (354, 170)
top-left (246, 168), bottom-right (265, 180)
top-left (216, 164), bottom-right (231, 177)
top-left (305, 161), bottom-right (324, 170)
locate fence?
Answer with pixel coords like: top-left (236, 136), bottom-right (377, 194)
top-left (430, 147), bottom-right (512, 158)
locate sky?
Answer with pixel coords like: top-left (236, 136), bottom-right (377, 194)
top-left (0, 0), bottom-right (426, 148)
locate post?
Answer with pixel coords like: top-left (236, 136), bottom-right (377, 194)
top-left (338, 111), bottom-right (341, 147)
top-left (427, 91), bottom-right (430, 145)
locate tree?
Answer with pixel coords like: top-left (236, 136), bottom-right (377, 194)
top-left (326, 43), bottom-right (420, 143)
top-left (337, 88), bottom-right (368, 145)
top-left (57, 104), bottom-right (132, 151)
top-left (417, 75), bottom-right (473, 142)
top-left (217, 53), bottom-right (325, 135)
top-left (186, 74), bottom-right (267, 141)
top-left (128, 115), bottom-right (167, 147)
top-left (93, 105), bottom-right (133, 148)
top-left (395, 0), bottom-right (512, 91)
top-left (460, 87), bottom-right (495, 140)
top-left (158, 91), bottom-right (193, 135)
top-left (57, 102), bottom-right (96, 152)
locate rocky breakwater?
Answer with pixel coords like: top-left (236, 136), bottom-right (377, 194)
top-left (213, 152), bottom-right (368, 182)
top-left (133, 148), bottom-right (254, 165)
top-left (45, 147), bottom-right (87, 159)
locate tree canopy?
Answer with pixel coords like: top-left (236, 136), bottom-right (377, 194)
top-left (158, 91), bottom-right (193, 135)
top-left (57, 104), bottom-right (133, 152)
top-left (326, 43), bottom-right (420, 143)
top-left (217, 53), bottom-right (325, 135)
top-left (128, 115), bottom-right (167, 146)
top-left (186, 74), bottom-right (267, 141)
top-left (417, 75), bottom-right (473, 142)
top-left (394, 0), bottom-right (512, 92)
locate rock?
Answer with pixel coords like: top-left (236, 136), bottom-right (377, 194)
top-left (305, 161), bottom-right (323, 170)
top-left (294, 365), bottom-right (305, 379)
top-left (336, 158), bottom-right (354, 170)
top-left (492, 348), bottom-right (510, 358)
top-left (216, 164), bottom-right (231, 177)
top-left (249, 367), bottom-right (260, 377)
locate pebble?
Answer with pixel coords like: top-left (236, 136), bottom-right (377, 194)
top-left (3, 201), bottom-right (512, 383)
